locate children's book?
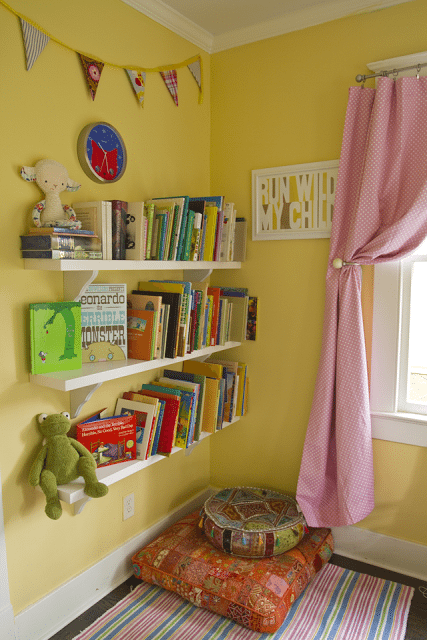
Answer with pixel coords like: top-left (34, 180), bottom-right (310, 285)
top-left (125, 201), bottom-right (145, 260)
top-left (115, 398), bottom-right (156, 460)
top-left (127, 293), bottom-right (162, 358)
top-left (111, 200), bottom-right (127, 260)
top-left (157, 376), bottom-right (200, 446)
top-left (73, 200), bottom-right (112, 260)
top-left (136, 385), bottom-right (181, 455)
top-left (127, 308), bottom-right (157, 360)
top-left (78, 284), bottom-right (127, 363)
top-left (76, 413), bottom-right (137, 467)
top-left (163, 369), bottom-right (206, 441)
top-left (30, 301), bottom-right (82, 375)
top-left (182, 361), bottom-right (223, 433)
top-left (137, 282), bottom-right (183, 357)
top-left (247, 296), bottom-right (258, 340)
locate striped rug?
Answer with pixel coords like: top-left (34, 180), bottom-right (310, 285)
top-left (72, 564), bottom-right (414, 640)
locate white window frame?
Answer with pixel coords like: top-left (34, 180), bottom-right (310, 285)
top-left (370, 260), bottom-right (427, 447)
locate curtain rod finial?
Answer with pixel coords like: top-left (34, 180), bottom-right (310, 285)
top-left (333, 258), bottom-right (343, 269)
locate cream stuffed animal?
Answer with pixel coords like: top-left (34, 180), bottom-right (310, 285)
top-left (21, 159), bottom-right (82, 228)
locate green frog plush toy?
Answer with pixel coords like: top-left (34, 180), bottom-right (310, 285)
top-left (29, 411), bottom-right (108, 519)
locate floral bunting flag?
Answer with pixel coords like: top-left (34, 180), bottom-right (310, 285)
top-left (20, 19), bottom-right (50, 71)
top-left (126, 69), bottom-right (146, 107)
top-left (160, 70), bottom-right (178, 106)
top-left (78, 54), bottom-right (104, 100)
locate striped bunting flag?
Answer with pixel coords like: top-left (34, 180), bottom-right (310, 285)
top-left (73, 563), bottom-right (414, 640)
top-left (20, 19), bottom-right (50, 71)
top-left (160, 70), bottom-right (178, 106)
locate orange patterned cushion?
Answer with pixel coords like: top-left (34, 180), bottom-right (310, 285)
top-left (132, 509), bottom-right (334, 633)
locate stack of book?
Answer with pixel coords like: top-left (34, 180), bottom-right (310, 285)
top-left (21, 227), bottom-right (102, 260)
top-left (110, 359), bottom-right (248, 460)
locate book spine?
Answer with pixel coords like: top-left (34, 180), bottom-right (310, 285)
top-left (144, 204), bottom-right (155, 258)
top-left (182, 210), bottom-right (195, 261)
top-left (111, 200), bottom-right (127, 260)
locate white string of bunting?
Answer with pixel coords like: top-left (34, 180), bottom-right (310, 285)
top-left (1, 0), bottom-right (203, 106)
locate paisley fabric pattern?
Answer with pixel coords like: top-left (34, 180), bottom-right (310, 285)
top-left (132, 509), bottom-right (333, 633)
top-left (201, 487), bottom-right (306, 557)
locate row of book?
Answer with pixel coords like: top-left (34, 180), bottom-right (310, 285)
top-left (29, 282), bottom-right (257, 375)
top-left (75, 359), bottom-right (249, 466)
top-left (21, 197), bottom-right (247, 262)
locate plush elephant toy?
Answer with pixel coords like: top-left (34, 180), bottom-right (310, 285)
top-left (20, 158), bottom-right (82, 229)
top-left (29, 412), bottom-right (108, 519)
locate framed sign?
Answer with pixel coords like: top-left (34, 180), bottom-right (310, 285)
top-left (252, 160), bottom-right (339, 240)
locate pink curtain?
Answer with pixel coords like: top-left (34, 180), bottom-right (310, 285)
top-left (296, 77), bottom-right (427, 528)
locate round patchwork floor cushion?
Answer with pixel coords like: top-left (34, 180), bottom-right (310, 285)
top-left (200, 487), bottom-right (306, 557)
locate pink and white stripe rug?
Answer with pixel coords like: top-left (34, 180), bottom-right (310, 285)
top-left (72, 563), bottom-right (414, 640)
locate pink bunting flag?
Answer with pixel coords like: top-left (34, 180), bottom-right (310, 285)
top-left (20, 19), bottom-right (50, 71)
top-left (78, 54), bottom-right (104, 100)
top-left (126, 69), bottom-right (146, 106)
top-left (160, 70), bottom-right (178, 106)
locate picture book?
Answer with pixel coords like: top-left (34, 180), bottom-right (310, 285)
top-left (247, 296), bottom-right (258, 341)
top-left (149, 197), bottom-right (188, 260)
top-left (21, 234), bottom-right (101, 251)
top-left (76, 413), bottom-right (136, 467)
top-left (150, 280), bottom-right (191, 355)
top-left (207, 359), bottom-right (239, 422)
top-left (73, 200), bottom-right (112, 260)
top-left (137, 283), bottom-right (183, 357)
top-left (207, 286), bottom-right (222, 346)
top-left (138, 385), bottom-right (181, 455)
top-left (190, 281), bottom-right (208, 350)
top-left (125, 201), bottom-right (145, 260)
top-left (111, 200), bottom-right (127, 260)
top-left (163, 369), bottom-right (206, 441)
top-left (157, 376), bottom-right (200, 446)
top-left (127, 308), bottom-right (157, 361)
top-left (122, 392), bottom-right (164, 456)
top-left (78, 284), bottom-right (127, 363)
top-left (127, 293), bottom-right (162, 358)
top-left (30, 301), bottom-right (82, 375)
top-left (203, 205), bottom-right (218, 262)
top-left (233, 217), bottom-right (247, 262)
top-left (237, 362), bottom-right (248, 417)
top-left (182, 360), bottom-right (223, 433)
top-left (220, 294), bottom-right (248, 342)
top-left (115, 398), bottom-right (156, 460)
top-left (28, 227), bottom-right (95, 236)
top-left (144, 203), bottom-right (155, 258)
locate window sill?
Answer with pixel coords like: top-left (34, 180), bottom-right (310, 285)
top-left (371, 411), bottom-right (427, 447)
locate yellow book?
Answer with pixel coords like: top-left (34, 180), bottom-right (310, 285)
top-left (236, 363), bottom-right (248, 417)
top-left (203, 205), bottom-right (218, 261)
top-left (183, 361), bottom-right (223, 432)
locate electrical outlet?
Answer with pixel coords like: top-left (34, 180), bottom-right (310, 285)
top-left (123, 493), bottom-right (134, 520)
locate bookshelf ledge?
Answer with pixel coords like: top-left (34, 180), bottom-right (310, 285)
top-left (51, 419), bottom-right (240, 513)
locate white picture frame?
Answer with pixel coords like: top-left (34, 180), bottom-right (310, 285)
top-left (252, 159), bottom-right (339, 240)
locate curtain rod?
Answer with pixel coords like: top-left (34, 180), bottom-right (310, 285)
top-left (356, 61), bottom-right (427, 83)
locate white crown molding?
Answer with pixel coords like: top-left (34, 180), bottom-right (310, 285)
top-left (121, 0), bottom-right (214, 52)
top-left (121, 0), bottom-right (413, 53)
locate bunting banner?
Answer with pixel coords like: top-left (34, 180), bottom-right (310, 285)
top-left (20, 18), bottom-right (49, 70)
top-left (2, 1), bottom-right (203, 108)
top-left (160, 70), bottom-right (178, 106)
top-left (78, 54), bottom-right (104, 100)
top-left (126, 69), bottom-right (146, 107)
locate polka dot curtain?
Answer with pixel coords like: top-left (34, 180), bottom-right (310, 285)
top-left (297, 77), bottom-right (427, 527)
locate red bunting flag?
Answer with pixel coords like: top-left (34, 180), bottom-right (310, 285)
top-left (160, 70), bottom-right (178, 106)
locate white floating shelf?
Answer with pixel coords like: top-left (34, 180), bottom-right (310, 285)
top-left (30, 342), bottom-right (242, 392)
top-left (24, 259), bottom-right (241, 272)
top-left (56, 418), bottom-right (241, 513)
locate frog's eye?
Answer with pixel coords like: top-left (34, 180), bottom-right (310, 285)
top-left (38, 413), bottom-right (48, 424)
top-left (61, 411), bottom-right (70, 419)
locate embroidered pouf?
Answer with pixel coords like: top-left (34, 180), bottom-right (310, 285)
top-left (200, 487), bottom-right (306, 557)
top-left (132, 509), bottom-right (334, 633)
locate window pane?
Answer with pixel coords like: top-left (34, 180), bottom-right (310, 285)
top-left (408, 262), bottom-right (427, 404)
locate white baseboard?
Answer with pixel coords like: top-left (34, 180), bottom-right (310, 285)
top-left (331, 524), bottom-right (427, 582)
top-left (14, 487), bottom-right (214, 640)
top-left (0, 604), bottom-right (15, 640)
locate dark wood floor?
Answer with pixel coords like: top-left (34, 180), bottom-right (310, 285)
top-left (49, 554), bottom-right (427, 640)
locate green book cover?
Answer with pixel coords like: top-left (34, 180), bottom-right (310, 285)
top-left (30, 301), bottom-right (82, 374)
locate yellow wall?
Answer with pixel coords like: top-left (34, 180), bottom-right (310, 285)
top-left (0, 0), bottom-right (211, 614)
top-left (2, 0), bottom-right (427, 620)
top-left (209, 0), bottom-right (427, 545)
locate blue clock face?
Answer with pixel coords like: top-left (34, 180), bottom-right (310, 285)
top-left (77, 122), bottom-right (127, 183)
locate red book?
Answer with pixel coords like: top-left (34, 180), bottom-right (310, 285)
top-left (123, 388), bottom-right (180, 456)
top-left (76, 414), bottom-right (136, 467)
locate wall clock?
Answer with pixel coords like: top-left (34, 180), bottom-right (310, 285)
top-left (77, 122), bottom-right (127, 183)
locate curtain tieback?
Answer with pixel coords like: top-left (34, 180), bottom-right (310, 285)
top-left (332, 258), bottom-right (360, 269)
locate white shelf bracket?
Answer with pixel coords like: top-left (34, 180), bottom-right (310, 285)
top-left (188, 268), bottom-right (212, 282)
top-left (64, 270), bottom-right (99, 301)
top-left (73, 496), bottom-right (92, 514)
top-left (70, 383), bottom-right (102, 418)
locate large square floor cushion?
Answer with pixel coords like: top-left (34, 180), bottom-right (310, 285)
top-left (132, 509), bottom-right (334, 633)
